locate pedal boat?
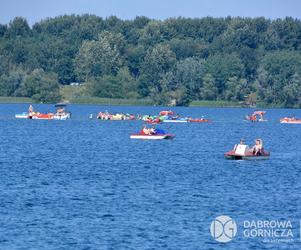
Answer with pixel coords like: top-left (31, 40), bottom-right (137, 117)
top-left (159, 110), bottom-right (174, 116)
top-left (130, 133), bottom-right (175, 140)
top-left (15, 112), bottom-right (29, 119)
top-left (31, 113), bottom-right (54, 120)
top-left (224, 151), bottom-right (270, 160)
top-left (162, 118), bottom-right (188, 123)
top-left (53, 113), bottom-right (70, 120)
top-left (280, 117), bottom-right (301, 124)
top-left (188, 118), bottom-right (211, 123)
top-left (224, 144), bottom-right (270, 160)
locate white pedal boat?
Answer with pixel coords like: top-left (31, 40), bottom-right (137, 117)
top-left (130, 134), bottom-right (175, 140)
top-left (162, 119), bottom-right (188, 123)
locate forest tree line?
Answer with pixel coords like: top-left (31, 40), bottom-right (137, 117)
top-left (0, 15), bottom-right (301, 106)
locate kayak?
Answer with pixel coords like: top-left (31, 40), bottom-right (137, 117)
top-left (224, 150), bottom-right (270, 160)
top-left (130, 134), bottom-right (175, 140)
top-left (280, 117), bottom-right (301, 124)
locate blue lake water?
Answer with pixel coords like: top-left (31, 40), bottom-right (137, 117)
top-left (0, 104), bottom-right (301, 249)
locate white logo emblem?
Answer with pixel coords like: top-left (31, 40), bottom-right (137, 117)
top-left (210, 215), bottom-right (237, 243)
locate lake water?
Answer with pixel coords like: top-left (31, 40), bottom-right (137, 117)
top-left (0, 104), bottom-right (301, 249)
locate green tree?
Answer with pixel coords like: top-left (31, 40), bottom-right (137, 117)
top-left (139, 43), bottom-right (176, 99)
top-left (138, 21), bottom-right (165, 47)
top-left (204, 53), bottom-right (245, 96)
top-left (6, 17), bottom-right (31, 37)
top-left (0, 69), bottom-right (26, 96)
top-left (0, 24), bottom-right (7, 37)
top-left (116, 67), bottom-right (138, 98)
top-left (1, 15), bottom-right (301, 107)
top-left (257, 51), bottom-right (301, 105)
top-left (200, 74), bottom-right (218, 100)
top-left (282, 73), bottom-right (301, 107)
top-left (22, 69), bottom-right (61, 103)
top-left (87, 75), bottom-right (123, 99)
top-left (225, 77), bottom-right (249, 101)
top-left (173, 57), bottom-right (205, 99)
top-left (74, 31), bottom-right (123, 81)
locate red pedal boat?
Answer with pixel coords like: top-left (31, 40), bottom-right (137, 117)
top-left (159, 110), bottom-right (174, 116)
top-left (224, 144), bottom-right (270, 160)
top-left (31, 113), bottom-right (54, 120)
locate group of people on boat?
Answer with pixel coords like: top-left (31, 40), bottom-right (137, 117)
top-left (245, 114), bottom-right (257, 122)
top-left (140, 125), bottom-right (157, 135)
top-left (97, 111), bottom-right (135, 120)
top-left (17, 104), bottom-right (71, 120)
top-left (140, 125), bottom-right (165, 135)
top-left (245, 111), bottom-right (266, 122)
top-left (234, 138), bottom-right (264, 155)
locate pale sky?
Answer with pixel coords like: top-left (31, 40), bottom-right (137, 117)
top-left (1, 0), bottom-right (301, 25)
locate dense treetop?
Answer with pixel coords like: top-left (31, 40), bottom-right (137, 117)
top-left (0, 15), bottom-right (301, 106)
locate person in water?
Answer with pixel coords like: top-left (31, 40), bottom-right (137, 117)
top-left (251, 139), bottom-right (263, 155)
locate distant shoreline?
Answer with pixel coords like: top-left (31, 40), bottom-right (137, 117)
top-left (0, 96), bottom-right (242, 107)
top-left (0, 97), bottom-right (33, 104)
top-left (0, 96), bottom-right (292, 109)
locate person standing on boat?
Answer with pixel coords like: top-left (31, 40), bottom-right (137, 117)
top-left (28, 105), bottom-right (34, 113)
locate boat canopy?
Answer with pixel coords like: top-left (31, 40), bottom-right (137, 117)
top-left (55, 103), bottom-right (67, 107)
